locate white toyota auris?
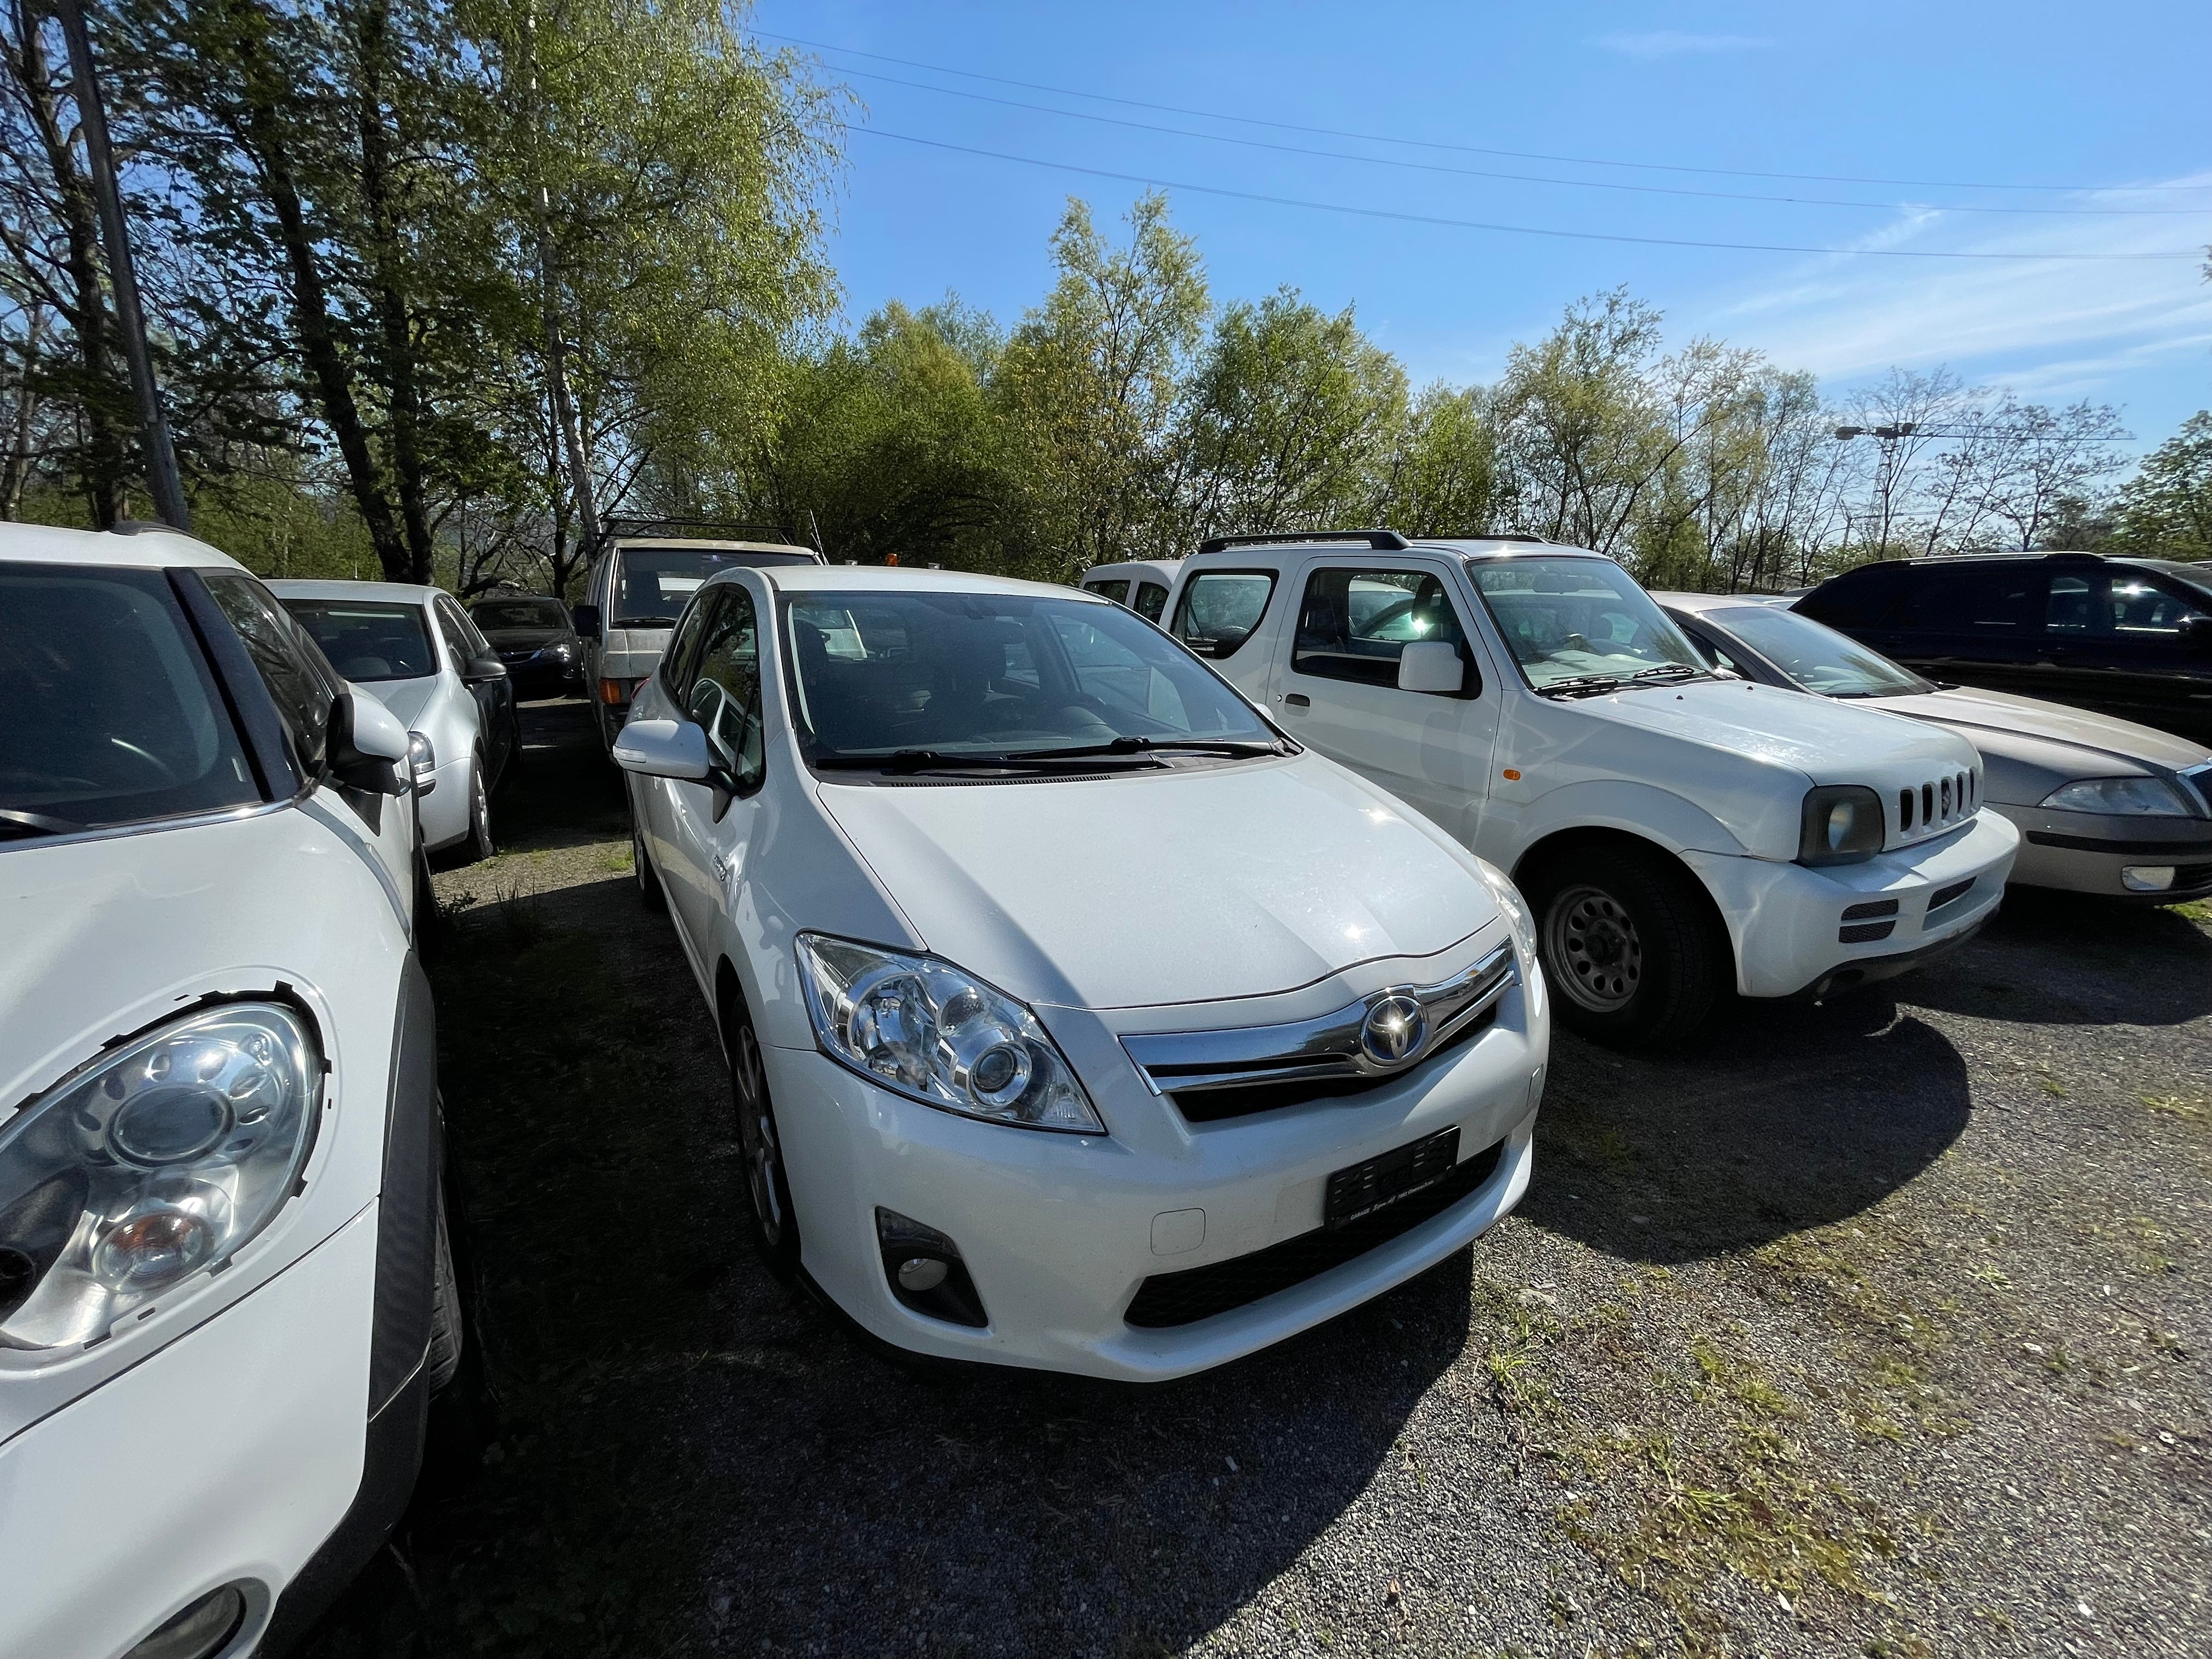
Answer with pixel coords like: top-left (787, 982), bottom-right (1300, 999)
top-left (0, 525), bottom-right (459, 1659)
top-left (614, 565), bottom-right (1548, 1380)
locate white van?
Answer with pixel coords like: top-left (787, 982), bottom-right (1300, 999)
top-left (1163, 531), bottom-right (2019, 1043)
top-left (1079, 558), bottom-right (1182, 624)
top-left (574, 536), bottom-right (823, 750)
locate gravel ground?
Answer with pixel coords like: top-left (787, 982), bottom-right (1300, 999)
top-left (298, 698), bottom-right (2210, 1659)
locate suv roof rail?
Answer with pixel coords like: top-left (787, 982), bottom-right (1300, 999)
top-left (1195, 528), bottom-right (1409, 556)
top-left (1469, 531), bottom-right (1550, 544)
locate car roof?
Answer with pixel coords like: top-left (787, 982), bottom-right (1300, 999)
top-left (733, 565), bottom-right (1110, 602)
top-left (267, 578), bottom-right (444, 603)
top-left (1652, 591), bottom-right (1792, 615)
top-left (0, 521), bottom-right (245, 571)
top-left (1178, 534), bottom-right (1609, 565)
top-left (606, 538), bottom-right (821, 560)
top-left (1084, 558), bottom-right (1182, 579)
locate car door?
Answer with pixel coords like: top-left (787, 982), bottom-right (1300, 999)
top-left (661, 585), bottom-right (769, 967)
top-left (437, 595), bottom-right (514, 779)
top-left (1269, 555), bottom-right (1497, 843)
top-left (1870, 560), bottom-right (2048, 697)
top-left (2040, 567), bottom-right (2212, 740)
top-left (1164, 567), bottom-right (1282, 696)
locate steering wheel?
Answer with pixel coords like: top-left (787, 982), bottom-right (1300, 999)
top-left (108, 737), bottom-right (179, 783)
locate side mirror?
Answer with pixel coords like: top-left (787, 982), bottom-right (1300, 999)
top-left (572, 603), bottom-right (602, 638)
top-left (462, 653), bottom-right (509, 685)
top-left (1397, 640), bottom-right (1465, 696)
top-left (612, 718), bottom-right (713, 782)
top-left (329, 687), bottom-right (410, 796)
top-left (2180, 614), bottom-right (2212, 655)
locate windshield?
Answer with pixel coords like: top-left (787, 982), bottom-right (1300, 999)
top-left (784, 590), bottom-right (1276, 764)
top-left (1, 567), bottom-right (261, 834)
top-left (1466, 557), bottom-right (1707, 690)
top-left (470, 597), bottom-right (568, 630)
top-left (1706, 605), bottom-right (1932, 697)
top-left (280, 599), bottom-right (437, 682)
top-left (613, 547), bottom-right (815, 627)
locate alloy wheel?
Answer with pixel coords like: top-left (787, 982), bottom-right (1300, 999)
top-left (731, 1023), bottom-right (787, 1248)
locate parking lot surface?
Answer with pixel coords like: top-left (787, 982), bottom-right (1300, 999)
top-left (302, 699), bottom-right (2210, 1659)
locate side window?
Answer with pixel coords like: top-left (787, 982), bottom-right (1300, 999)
top-left (1135, 582), bottom-right (1169, 622)
top-left (1677, 621), bottom-right (1745, 675)
top-left (202, 572), bottom-right (338, 781)
top-left (681, 588), bottom-right (764, 791)
top-left (1894, 566), bottom-right (2043, 633)
top-left (1291, 566), bottom-right (1476, 692)
top-left (659, 592), bottom-right (714, 698)
top-left (1169, 570), bottom-right (1276, 659)
top-left (2111, 574), bottom-right (2210, 638)
top-left (1084, 579), bottom-right (1130, 605)
top-left (432, 599), bottom-right (472, 670)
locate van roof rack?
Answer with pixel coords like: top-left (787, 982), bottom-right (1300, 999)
top-left (1195, 528), bottom-right (1409, 556)
top-left (599, 516), bottom-right (804, 549)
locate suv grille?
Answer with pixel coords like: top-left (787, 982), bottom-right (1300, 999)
top-left (1897, 769), bottom-right (1978, 839)
top-left (1123, 1136), bottom-right (1506, 1328)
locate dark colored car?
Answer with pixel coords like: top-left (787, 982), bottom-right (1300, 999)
top-left (1794, 552), bottom-right (2212, 744)
top-left (468, 594), bottom-right (585, 699)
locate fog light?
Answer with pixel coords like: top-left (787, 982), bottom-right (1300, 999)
top-left (896, 1256), bottom-right (949, 1292)
top-left (124, 1584), bottom-right (246, 1659)
top-left (2121, 865), bottom-right (2177, 893)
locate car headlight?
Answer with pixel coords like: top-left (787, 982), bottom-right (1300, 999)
top-left (1798, 785), bottom-right (1885, 866)
top-left (1473, 859), bottom-right (1538, 969)
top-left (0, 1003), bottom-right (322, 1351)
top-left (2040, 775), bottom-right (2197, 817)
top-left (795, 936), bottom-right (1104, 1133)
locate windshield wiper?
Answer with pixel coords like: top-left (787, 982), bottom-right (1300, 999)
top-left (999, 736), bottom-right (1288, 761)
top-left (811, 748), bottom-right (1162, 774)
top-left (615, 614), bottom-right (681, 628)
top-left (1536, 663), bottom-right (1705, 699)
top-left (0, 807), bottom-right (83, 839)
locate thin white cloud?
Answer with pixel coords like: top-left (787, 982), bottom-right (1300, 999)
top-left (1595, 31), bottom-right (1773, 57)
top-left (1693, 174), bottom-right (2212, 407)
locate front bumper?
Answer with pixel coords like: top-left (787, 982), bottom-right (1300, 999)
top-left (1685, 808), bottom-right (2021, 999)
top-left (0, 1207), bottom-right (378, 1659)
top-left (1993, 803), bottom-right (2212, 901)
top-left (764, 977), bottom-right (1545, 1382)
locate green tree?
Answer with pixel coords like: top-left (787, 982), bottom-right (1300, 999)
top-left (2113, 411), bottom-right (2212, 560)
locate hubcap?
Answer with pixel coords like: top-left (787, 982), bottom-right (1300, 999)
top-left (732, 1026), bottom-right (786, 1245)
top-left (1544, 884), bottom-right (1644, 1013)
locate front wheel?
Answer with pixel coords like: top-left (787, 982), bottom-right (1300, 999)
top-left (1528, 846), bottom-right (1726, 1047)
top-left (726, 992), bottom-right (801, 1284)
top-left (632, 815), bottom-right (667, 913)
top-left (462, 753), bottom-right (494, 864)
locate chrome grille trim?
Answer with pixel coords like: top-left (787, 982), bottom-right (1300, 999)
top-left (1121, 944), bottom-right (1517, 1098)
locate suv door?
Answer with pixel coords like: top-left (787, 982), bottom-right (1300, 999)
top-left (2040, 566), bottom-right (2212, 741)
top-left (1271, 556), bottom-right (1496, 842)
top-left (1867, 560), bottom-right (2047, 698)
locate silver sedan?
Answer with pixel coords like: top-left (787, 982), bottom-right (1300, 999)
top-left (1660, 591), bottom-right (2212, 905)
top-left (273, 579), bottom-right (518, 862)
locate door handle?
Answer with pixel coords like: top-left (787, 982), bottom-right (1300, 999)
top-left (1284, 693), bottom-right (1311, 709)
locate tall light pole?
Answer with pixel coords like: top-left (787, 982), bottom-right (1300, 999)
top-left (53, 0), bottom-right (189, 530)
top-left (1833, 423), bottom-right (1918, 554)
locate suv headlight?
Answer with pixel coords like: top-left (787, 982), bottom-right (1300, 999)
top-left (795, 936), bottom-right (1104, 1133)
top-left (1798, 785), bottom-right (1885, 866)
top-left (2040, 775), bottom-right (2196, 817)
top-left (0, 1003), bottom-right (322, 1351)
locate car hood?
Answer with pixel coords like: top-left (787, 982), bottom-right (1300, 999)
top-left (482, 626), bottom-right (572, 652)
top-left (1875, 686), bottom-right (2212, 788)
top-left (813, 755), bottom-right (1498, 1010)
top-left (357, 674), bottom-right (439, 728)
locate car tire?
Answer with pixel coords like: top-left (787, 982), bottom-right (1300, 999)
top-left (1527, 844), bottom-right (1726, 1047)
top-left (426, 1196), bottom-right (465, 1395)
top-left (413, 842), bottom-right (446, 961)
top-left (723, 988), bottom-right (802, 1285)
top-left (463, 753), bottom-right (494, 864)
top-left (633, 816), bottom-right (667, 913)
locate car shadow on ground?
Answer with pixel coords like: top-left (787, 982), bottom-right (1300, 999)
top-left (1521, 986), bottom-right (1971, 1266)
top-left (297, 697), bottom-right (1485, 1659)
top-left (1898, 887), bottom-right (2212, 1026)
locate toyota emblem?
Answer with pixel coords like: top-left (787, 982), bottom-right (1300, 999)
top-left (1359, 994), bottom-right (1429, 1068)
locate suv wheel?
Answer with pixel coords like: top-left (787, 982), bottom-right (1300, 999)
top-left (1529, 846), bottom-right (1725, 1046)
top-left (725, 990), bottom-right (801, 1284)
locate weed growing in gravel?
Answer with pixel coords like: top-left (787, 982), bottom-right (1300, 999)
top-left (2142, 1093), bottom-right (2208, 1127)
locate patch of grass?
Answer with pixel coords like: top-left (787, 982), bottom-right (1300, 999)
top-left (2142, 1093), bottom-right (2208, 1127)
top-left (600, 847), bottom-right (635, 874)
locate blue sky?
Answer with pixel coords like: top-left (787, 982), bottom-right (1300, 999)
top-left (747, 2), bottom-right (2212, 451)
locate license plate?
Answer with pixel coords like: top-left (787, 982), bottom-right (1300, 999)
top-left (1323, 1126), bottom-right (1462, 1228)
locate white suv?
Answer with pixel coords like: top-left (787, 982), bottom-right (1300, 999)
top-left (612, 565), bottom-right (1547, 1380)
top-left (0, 526), bottom-right (459, 1659)
top-left (1164, 532), bottom-right (2020, 1043)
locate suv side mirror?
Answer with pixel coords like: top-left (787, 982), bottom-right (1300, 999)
top-left (329, 687), bottom-right (411, 797)
top-left (462, 653), bottom-right (509, 685)
top-left (572, 603), bottom-right (602, 638)
top-left (1397, 640), bottom-right (1465, 695)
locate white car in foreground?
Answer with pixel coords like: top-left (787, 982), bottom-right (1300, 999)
top-left (0, 526), bottom-right (459, 1659)
top-left (1164, 532), bottom-right (2021, 1043)
top-left (614, 566), bottom-right (1547, 1380)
